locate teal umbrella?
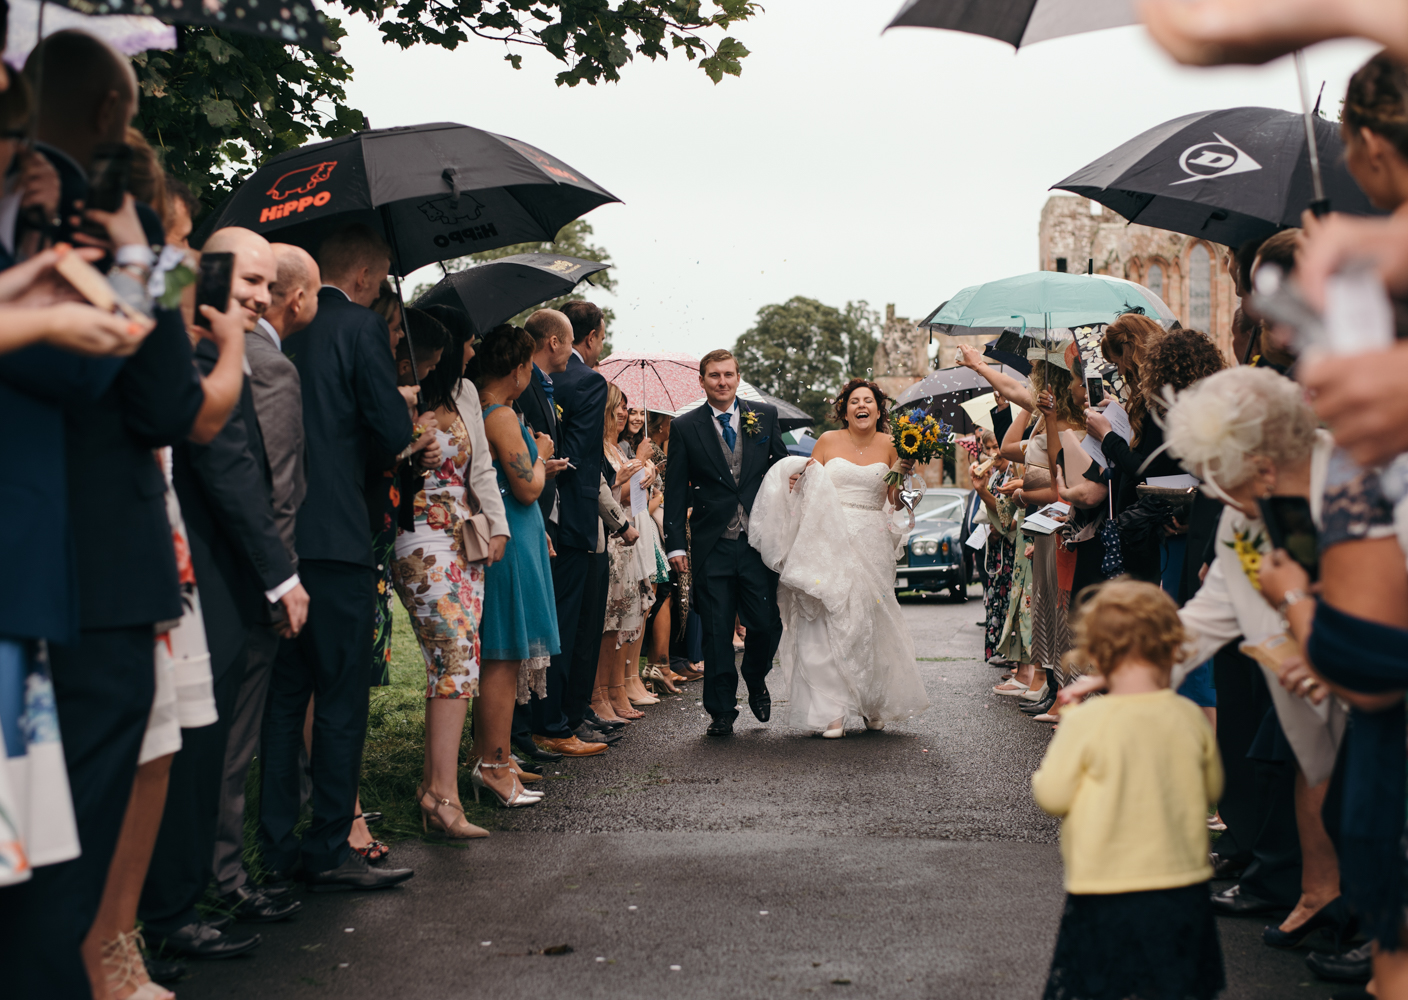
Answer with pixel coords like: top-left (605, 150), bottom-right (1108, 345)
top-left (932, 271), bottom-right (1177, 332)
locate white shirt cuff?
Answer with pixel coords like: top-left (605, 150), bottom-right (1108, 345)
top-left (665, 549), bottom-right (686, 560)
top-left (265, 574), bottom-right (300, 604)
top-left (114, 243), bottom-right (156, 268)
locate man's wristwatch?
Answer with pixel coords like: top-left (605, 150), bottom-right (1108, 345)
top-left (1278, 588), bottom-right (1312, 617)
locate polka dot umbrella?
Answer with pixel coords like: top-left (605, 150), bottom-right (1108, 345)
top-left (597, 351), bottom-right (703, 414)
top-left (894, 364), bottom-right (1029, 435)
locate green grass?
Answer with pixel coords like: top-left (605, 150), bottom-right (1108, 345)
top-left (234, 603), bottom-right (511, 888)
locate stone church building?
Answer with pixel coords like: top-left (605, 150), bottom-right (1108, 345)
top-left (1038, 194), bottom-right (1238, 358)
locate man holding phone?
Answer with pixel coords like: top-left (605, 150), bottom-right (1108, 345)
top-left (142, 228), bottom-right (310, 958)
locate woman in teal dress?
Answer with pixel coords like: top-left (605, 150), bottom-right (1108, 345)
top-left (468, 324), bottom-right (560, 809)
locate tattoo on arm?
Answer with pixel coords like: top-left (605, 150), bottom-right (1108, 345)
top-left (509, 451), bottom-right (535, 482)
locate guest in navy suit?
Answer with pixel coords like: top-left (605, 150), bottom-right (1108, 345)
top-left (140, 229), bottom-right (309, 958)
top-left (260, 224), bottom-right (424, 891)
top-left (532, 301), bottom-right (637, 756)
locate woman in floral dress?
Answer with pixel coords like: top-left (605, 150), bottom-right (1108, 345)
top-left (390, 313), bottom-right (488, 838)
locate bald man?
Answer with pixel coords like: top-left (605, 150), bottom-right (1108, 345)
top-left (143, 228), bottom-right (309, 958)
top-left (210, 242), bottom-right (317, 914)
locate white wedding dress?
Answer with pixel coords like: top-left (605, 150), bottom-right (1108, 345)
top-left (749, 456), bottom-right (931, 731)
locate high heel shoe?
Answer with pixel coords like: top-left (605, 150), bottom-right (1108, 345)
top-left (863, 717), bottom-right (885, 731)
top-left (470, 762), bottom-right (543, 808)
top-left (416, 784), bottom-right (490, 839)
top-left (104, 931), bottom-right (175, 1000)
top-left (1263, 896), bottom-right (1356, 950)
top-left (644, 664), bottom-right (680, 695)
top-left (469, 755), bottom-right (542, 784)
top-left (821, 718), bottom-right (845, 739)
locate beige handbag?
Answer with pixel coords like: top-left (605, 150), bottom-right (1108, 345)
top-left (456, 486), bottom-right (493, 563)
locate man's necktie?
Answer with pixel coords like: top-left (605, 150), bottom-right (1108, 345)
top-left (717, 411), bottom-right (736, 451)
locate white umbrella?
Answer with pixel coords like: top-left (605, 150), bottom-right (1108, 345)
top-left (4, 0), bottom-right (175, 66)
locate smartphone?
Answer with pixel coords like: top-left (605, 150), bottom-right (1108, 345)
top-left (87, 143), bottom-right (132, 212)
top-left (1086, 377), bottom-right (1104, 406)
top-left (1257, 495), bottom-right (1319, 582)
top-left (194, 252), bottom-right (234, 321)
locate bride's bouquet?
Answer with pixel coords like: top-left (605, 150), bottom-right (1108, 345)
top-left (883, 408), bottom-right (954, 488)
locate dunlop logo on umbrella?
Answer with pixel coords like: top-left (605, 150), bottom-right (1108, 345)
top-left (544, 260), bottom-right (581, 274)
top-left (1171, 133), bottom-right (1262, 186)
top-left (260, 161), bottom-right (337, 222)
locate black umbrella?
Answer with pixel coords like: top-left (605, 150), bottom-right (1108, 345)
top-left (1053, 107), bottom-right (1384, 246)
top-left (196, 122), bottom-right (621, 276)
top-left (885, 0), bottom-right (1135, 49)
top-left (413, 253), bottom-right (609, 338)
top-left (752, 390), bottom-right (813, 432)
top-left (894, 364), bottom-right (1027, 435)
top-left (44, 0), bottom-right (327, 47)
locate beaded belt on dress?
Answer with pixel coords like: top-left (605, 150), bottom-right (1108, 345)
top-left (840, 501), bottom-right (880, 510)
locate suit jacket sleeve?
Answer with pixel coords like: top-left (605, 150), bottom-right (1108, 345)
top-left (663, 419), bottom-right (689, 554)
top-left (456, 381), bottom-right (510, 539)
top-left (768, 409), bottom-right (788, 466)
top-left (354, 317), bottom-right (415, 456)
top-left (598, 472), bottom-right (630, 534)
top-left (245, 336), bottom-right (304, 565)
top-left (560, 371), bottom-right (608, 502)
top-left (190, 351), bottom-right (295, 592)
top-left (0, 344), bottom-right (123, 403)
top-left (118, 308), bottom-right (205, 447)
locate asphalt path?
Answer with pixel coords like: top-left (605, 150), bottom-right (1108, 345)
top-left (177, 590), bottom-right (1347, 1000)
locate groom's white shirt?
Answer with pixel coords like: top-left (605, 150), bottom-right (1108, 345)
top-left (665, 395), bottom-right (739, 560)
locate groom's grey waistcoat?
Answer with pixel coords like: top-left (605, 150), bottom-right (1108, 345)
top-left (717, 419), bottom-right (747, 539)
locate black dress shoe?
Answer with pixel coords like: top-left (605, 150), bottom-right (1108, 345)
top-left (1020, 692), bottom-right (1056, 715)
top-left (514, 756), bottom-right (544, 776)
top-left (218, 884), bottom-right (303, 923)
top-left (706, 717), bottom-right (733, 737)
top-left (153, 921), bottom-right (261, 959)
top-left (514, 738), bottom-right (563, 763)
top-left (305, 851), bottom-right (414, 892)
top-left (1307, 941), bottom-right (1374, 984)
top-left (1210, 852), bottom-right (1247, 880)
top-left (575, 723), bottom-right (622, 745)
top-left (585, 709), bottom-right (625, 732)
top-left (145, 956), bottom-right (187, 984)
top-left (1210, 884), bottom-right (1282, 916)
top-left (205, 914), bottom-right (233, 932)
top-left (357, 810), bottom-right (383, 827)
top-left (746, 682), bottom-right (771, 722)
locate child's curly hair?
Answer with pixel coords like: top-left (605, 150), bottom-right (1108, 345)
top-left (1063, 580), bottom-right (1188, 680)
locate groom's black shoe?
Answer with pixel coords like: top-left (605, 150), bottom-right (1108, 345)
top-left (706, 717), bottom-right (734, 737)
top-left (746, 682), bottom-right (771, 723)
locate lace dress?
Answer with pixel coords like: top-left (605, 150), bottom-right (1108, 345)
top-left (750, 457), bottom-right (931, 730)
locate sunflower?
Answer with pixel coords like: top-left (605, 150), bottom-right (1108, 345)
top-left (898, 427), bottom-right (923, 455)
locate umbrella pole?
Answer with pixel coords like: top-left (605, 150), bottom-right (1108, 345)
top-left (379, 205), bottom-right (424, 405)
top-left (1295, 50), bottom-right (1331, 217)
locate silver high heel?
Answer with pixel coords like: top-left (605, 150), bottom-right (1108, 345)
top-left (471, 761), bottom-right (543, 808)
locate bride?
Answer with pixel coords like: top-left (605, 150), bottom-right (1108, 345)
top-left (749, 379), bottom-right (931, 737)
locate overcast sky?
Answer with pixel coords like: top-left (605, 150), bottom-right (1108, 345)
top-left (335, 3), bottom-right (1378, 357)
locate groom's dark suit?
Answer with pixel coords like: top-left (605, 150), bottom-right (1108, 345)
top-left (663, 397), bottom-right (788, 723)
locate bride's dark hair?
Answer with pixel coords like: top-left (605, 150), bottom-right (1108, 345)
top-left (832, 378), bottom-right (890, 430)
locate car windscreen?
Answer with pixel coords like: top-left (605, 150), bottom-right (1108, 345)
top-left (913, 494), bottom-right (964, 524)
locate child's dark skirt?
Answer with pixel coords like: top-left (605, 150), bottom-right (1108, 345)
top-left (1042, 881), bottom-right (1225, 1000)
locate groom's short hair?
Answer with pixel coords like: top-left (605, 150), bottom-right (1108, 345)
top-left (699, 349), bottom-right (737, 379)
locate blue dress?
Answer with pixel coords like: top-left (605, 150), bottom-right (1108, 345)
top-left (479, 406), bottom-right (560, 697)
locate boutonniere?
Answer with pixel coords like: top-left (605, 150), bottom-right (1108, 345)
top-left (741, 408), bottom-right (761, 437)
top-left (1225, 527), bottom-right (1267, 590)
top-left (555, 402), bottom-right (564, 423)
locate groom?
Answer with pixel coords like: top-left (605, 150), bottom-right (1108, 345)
top-left (665, 349), bottom-right (789, 736)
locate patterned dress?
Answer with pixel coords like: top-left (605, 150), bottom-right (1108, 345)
top-left (602, 445), bottom-right (656, 641)
top-left (983, 469), bottom-right (1018, 662)
top-left (369, 470), bottom-right (400, 687)
top-left (994, 491), bottom-right (1035, 666)
top-left (391, 417), bottom-right (486, 699)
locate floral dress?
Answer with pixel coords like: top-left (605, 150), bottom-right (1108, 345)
top-left (983, 468), bottom-right (1019, 662)
top-left (994, 489), bottom-right (1035, 666)
top-left (602, 444), bottom-right (656, 642)
top-left (369, 470), bottom-right (400, 687)
top-left (390, 416), bottom-right (486, 699)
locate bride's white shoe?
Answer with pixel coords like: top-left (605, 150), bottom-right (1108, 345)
top-left (863, 717), bottom-right (885, 731)
top-left (821, 718), bottom-right (845, 739)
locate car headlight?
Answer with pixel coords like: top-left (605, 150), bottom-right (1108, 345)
top-left (914, 538), bottom-right (939, 556)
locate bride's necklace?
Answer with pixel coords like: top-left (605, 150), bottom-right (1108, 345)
top-left (845, 429), bottom-right (880, 459)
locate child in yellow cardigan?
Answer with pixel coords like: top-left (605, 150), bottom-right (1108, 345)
top-left (1032, 580), bottom-right (1225, 1000)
